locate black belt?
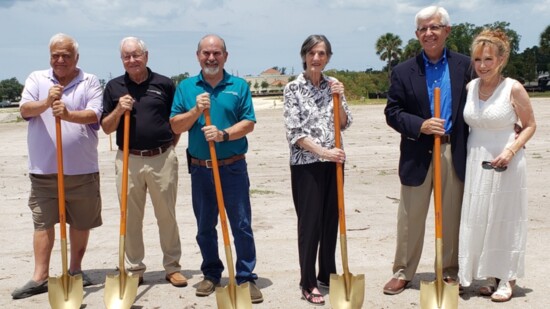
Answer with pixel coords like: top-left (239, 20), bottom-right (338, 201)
top-left (127, 142), bottom-right (172, 157)
top-left (440, 134), bottom-right (451, 144)
top-left (191, 154), bottom-right (245, 168)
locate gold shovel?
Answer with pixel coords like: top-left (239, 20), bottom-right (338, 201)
top-left (203, 109), bottom-right (252, 309)
top-left (104, 111), bottom-right (140, 309)
top-left (419, 87), bottom-right (459, 309)
top-left (48, 117), bottom-right (84, 309)
top-left (329, 93), bottom-right (365, 309)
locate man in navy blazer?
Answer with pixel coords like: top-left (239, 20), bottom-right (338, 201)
top-left (383, 5), bottom-right (472, 295)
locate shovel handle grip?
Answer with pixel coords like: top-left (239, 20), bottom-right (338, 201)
top-left (433, 88), bottom-right (442, 239)
top-left (204, 109), bottom-right (231, 247)
top-left (332, 94), bottom-right (347, 234)
top-left (55, 117), bottom-right (67, 240)
top-left (120, 111), bottom-right (130, 236)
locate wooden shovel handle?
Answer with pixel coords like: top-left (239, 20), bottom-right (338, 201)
top-left (55, 117), bottom-right (67, 240)
top-left (332, 94), bottom-right (347, 234)
top-left (433, 88), bottom-right (442, 239)
top-left (204, 109), bottom-right (231, 247)
top-left (120, 111), bottom-right (130, 236)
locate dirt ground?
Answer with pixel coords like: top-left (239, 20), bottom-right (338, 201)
top-left (1, 97), bottom-right (549, 308)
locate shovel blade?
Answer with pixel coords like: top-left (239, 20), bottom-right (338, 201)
top-left (215, 282), bottom-right (252, 309)
top-left (420, 280), bottom-right (459, 309)
top-left (48, 273), bottom-right (83, 309)
top-left (329, 273), bottom-right (365, 309)
top-left (104, 272), bottom-right (140, 309)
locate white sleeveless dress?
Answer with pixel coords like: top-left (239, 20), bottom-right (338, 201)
top-left (458, 77), bottom-right (527, 286)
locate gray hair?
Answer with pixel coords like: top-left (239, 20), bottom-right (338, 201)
top-left (49, 33), bottom-right (79, 54)
top-left (300, 34), bottom-right (333, 70)
top-left (119, 37), bottom-right (148, 54)
top-left (197, 34), bottom-right (227, 53)
top-left (415, 6), bottom-right (450, 28)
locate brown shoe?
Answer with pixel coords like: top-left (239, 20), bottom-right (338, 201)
top-left (383, 278), bottom-right (410, 295)
top-left (165, 272), bottom-right (188, 287)
top-left (196, 278), bottom-right (218, 296)
top-left (249, 282), bottom-right (263, 304)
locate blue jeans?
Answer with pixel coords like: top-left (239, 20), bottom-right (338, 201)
top-left (190, 159), bottom-right (258, 284)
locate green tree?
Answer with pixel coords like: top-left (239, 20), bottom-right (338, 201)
top-left (261, 80), bottom-right (269, 92)
top-left (541, 25), bottom-right (550, 53)
top-left (375, 33), bottom-right (402, 79)
top-left (0, 77), bottom-right (24, 101)
top-left (446, 22), bottom-right (478, 54)
top-left (539, 25), bottom-right (550, 73)
top-left (254, 81), bottom-right (260, 93)
top-left (171, 73), bottom-right (190, 86)
top-left (401, 39), bottom-right (421, 61)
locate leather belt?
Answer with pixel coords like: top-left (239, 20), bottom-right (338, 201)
top-left (440, 134), bottom-right (451, 144)
top-left (191, 154), bottom-right (246, 168)
top-left (128, 142), bottom-right (172, 157)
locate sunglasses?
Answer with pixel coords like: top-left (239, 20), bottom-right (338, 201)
top-left (481, 161), bottom-right (507, 172)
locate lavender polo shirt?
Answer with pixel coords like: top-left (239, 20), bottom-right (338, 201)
top-left (20, 68), bottom-right (103, 175)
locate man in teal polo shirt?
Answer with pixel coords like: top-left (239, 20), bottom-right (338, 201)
top-left (170, 34), bottom-right (263, 303)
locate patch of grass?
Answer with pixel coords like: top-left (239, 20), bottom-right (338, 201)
top-left (528, 91), bottom-right (550, 98)
top-left (348, 98), bottom-right (386, 105)
top-left (378, 170), bottom-right (389, 176)
top-left (250, 189), bottom-right (276, 195)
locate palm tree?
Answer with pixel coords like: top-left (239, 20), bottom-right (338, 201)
top-left (375, 33), bottom-right (403, 79)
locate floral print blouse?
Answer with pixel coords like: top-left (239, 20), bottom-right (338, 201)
top-left (283, 73), bottom-right (353, 165)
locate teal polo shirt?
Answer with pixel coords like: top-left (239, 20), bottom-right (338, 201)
top-left (171, 70), bottom-right (256, 160)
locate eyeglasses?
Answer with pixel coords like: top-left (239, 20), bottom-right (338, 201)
top-left (481, 161), bottom-right (507, 172)
top-left (121, 53), bottom-right (145, 61)
top-left (417, 24), bottom-right (447, 34)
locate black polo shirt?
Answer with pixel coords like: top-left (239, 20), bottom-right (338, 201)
top-left (102, 68), bottom-right (175, 150)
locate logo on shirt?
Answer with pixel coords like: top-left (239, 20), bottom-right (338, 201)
top-left (147, 89), bottom-right (162, 96)
top-left (223, 91), bottom-right (239, 97)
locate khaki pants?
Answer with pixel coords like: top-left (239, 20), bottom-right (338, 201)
top-left (392, 144), bottom-right (463, 280)
top-left (115, 146), bottom-right (181, 275)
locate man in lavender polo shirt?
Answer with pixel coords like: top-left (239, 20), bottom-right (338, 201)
top-left (11, 33), bottom-right (103, 300)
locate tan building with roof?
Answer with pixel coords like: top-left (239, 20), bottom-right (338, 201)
top-left (243, 68), bottom-right (294, 96)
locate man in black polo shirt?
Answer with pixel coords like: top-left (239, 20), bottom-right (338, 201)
top-left (101, 36), bottom-right (186, 288)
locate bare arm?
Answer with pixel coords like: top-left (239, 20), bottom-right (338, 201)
top-left (20, 84), bottom-right (62, 119)
top-left (100, 94), bottom-right (134, 134)
top-left (492, 82), bottom-right (536, 167)
top-left (296, 136), bottom-right (346, 163)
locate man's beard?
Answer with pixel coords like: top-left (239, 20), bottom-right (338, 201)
top-left (203, 66), bottom-right (220, 76)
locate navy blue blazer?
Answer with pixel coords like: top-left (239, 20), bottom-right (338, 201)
top-left (384, 50), bottom-right (473, 186)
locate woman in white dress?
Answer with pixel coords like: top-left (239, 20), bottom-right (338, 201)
top-left (458, 29), bottom-right (536, 302)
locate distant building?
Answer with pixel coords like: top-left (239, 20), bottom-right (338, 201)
top-left (243, 68), bottom-right (294, 96)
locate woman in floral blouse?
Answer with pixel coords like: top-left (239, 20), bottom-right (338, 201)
top-left (283, 34), bottom-right (353, 306)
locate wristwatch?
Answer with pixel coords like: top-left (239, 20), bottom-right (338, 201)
top-left (222, 130), bottom-right (229, 142)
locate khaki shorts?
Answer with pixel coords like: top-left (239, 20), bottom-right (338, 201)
top-left (28, 173), bottom-right (103, 230)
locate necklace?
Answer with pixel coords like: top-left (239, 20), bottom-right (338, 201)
top-left (479, 76), bottom-right (504, 98)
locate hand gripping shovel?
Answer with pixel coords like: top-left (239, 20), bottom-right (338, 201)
top-left (329, 93), bottom-right (365, 309)
top-left (104, 111), bottom-right (140, 309)
top-left (419, 88), bottom-right (459, 309)
top-left (48, 117), bottom-right (84, 309)
top-left (203, 109), bottom-right (252, 309)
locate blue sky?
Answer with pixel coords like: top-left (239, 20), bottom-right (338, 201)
top-left (1, 0), bottom-right (548, 83)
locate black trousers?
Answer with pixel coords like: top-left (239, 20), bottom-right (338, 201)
top-left (290, 161), bottom-right (339, 290)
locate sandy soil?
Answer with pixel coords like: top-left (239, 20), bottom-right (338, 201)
top-left (1, 97), bottom-right (549, 308)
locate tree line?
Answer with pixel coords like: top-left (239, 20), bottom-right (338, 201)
top-left (1, 22), bottom-right (548, 102)
top-left (375, 22), bottom-right (550, 91)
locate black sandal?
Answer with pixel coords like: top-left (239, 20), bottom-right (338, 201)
top-left (301, 287), bottom-right (325, 306)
